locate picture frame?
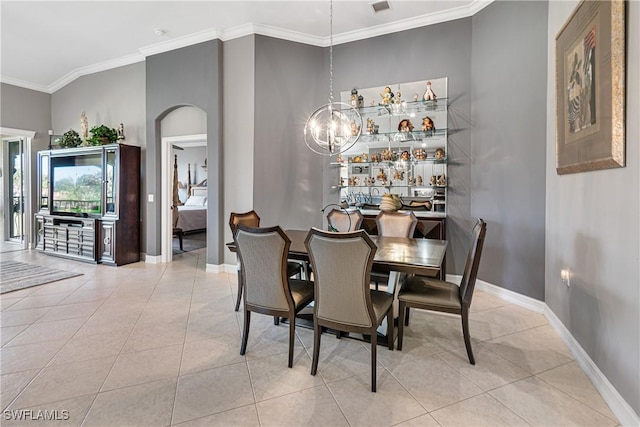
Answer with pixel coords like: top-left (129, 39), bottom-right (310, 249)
top-left (49, 135), bottom-right (62, 149)
top-left (555, 0), bottom-right (625, 175)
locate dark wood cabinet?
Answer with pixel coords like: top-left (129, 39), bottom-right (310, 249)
top-left (35, 144), bottom-right (140, 266)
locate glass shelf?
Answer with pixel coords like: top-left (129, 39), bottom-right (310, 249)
top-left (331, 158), bottom-right (447, 167)
top-left (343, 98), bottom-right (448, 116)
top-left (358, 128), bottom-right (447, 142)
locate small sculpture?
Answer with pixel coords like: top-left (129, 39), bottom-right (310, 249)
top-left (380, 86), bottom-right (394, 105)
top-left (416, 175), bottom-right (423, 186)
top-left (408, 176), bottom-right (416, 186)
top-left (80, 111), bottom-right (89, 141)
top-left (377, 168), bottom-right (387, 182)
top-left (361, 153), bottom-right (368, 161)
top-left (366, 177), bottom-right (375, 186)
top-left (434, 148), bottom-right (445, 160)
top-left (350, 120), bottom-right (360, 136)
top-left (353, 177), bottom-right (360, 186)
top-left (336, 153), bottom-right (344, 163)
top-left (357, 95), bottom-right (364, 108)
top-left (437, 174), bottom-right (446, 186)
top-left (381, 149), bottom-right (393, 161)
top-left (413, 93), bottom-right (419, 102)
top-left (423, 81), bottom-right (437, 101)
top-left (339, 177), bottom-right (345, 186)
top-left (430, 175), bottom-right (437, 186)
top-left (413, 148), bottom-right (427, 160)
top-left (398, 119), bottom-right (414, 133)
top-left (117, 123), bottom-right (125, 140)
top-left (393, 170), bottom-right (405, 180)
top-left (422, 116), bottom-right (435, 132)
top-left (370, 152), bottom-right (379, 163)
top-left (350, 88), bottom-right (359, 108)
top-left (401, 150), bottom-right (410, 161)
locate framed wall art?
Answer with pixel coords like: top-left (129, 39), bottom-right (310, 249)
top-left (555, 0), bottom-right (625, 175)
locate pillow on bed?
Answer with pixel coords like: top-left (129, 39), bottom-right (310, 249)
top-left (184, 195), bottom-right (207, 206)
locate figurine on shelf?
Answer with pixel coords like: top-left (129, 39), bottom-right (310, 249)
top-left (370, 152), bottom-right (379, 163)
top-left (401, 150), bottom-right (410, 161)
top-left (398, 119), bottom-right (414, 133)
top-left (117, 123), bottom-right (125, 140)
top-left (377, 168), bottom-right (387, 182)
top-left (381, 148), bottom-right (393, 161)
top-left (423, 80), bottom-right (437, 101)
top-left (336, 153), bottom-right (344, 163)
top-left (413, 93), bottom-right (419, 102)
top-left (361, 153), bottom-right (368, 162)
top-left (353, 177), bottom-right (360, 186)
top-left (366, 118), bottom-right (374, 135)
top-left (430, 175), bottom-right (437, 186)
top-left (393, 170), bottom-right (405, 180)
top-left (350, 120), bottom-right (360, 136)
top-left (413, 148), bottom-right (427, 160)
top-left (366, 177), bottom-right (375, 186)
top-left (350, 88), bottom-right (359, 108)
top-left (434, 148), bottom-right (445, 160)
top-left (80, 111), bottom-right (89, 141)
top-left (353, 155), bottom-right (363, 163)
top-left (422, 116), bottom-right (435, 132)
top-left (339, 177), bottom-right (345, 187)
top-left (357, 94), bottom-right (364, 108)
top-left (437, 174), bottom-right (446, 186)
top-left (408, 175), bottom-right (416, 186)
top-left (416, 175), bottom-right (423, 186)
top-left (380, 86), bottom-right (394, 105)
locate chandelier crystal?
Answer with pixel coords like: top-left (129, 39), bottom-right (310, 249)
top-left (304, 0), bottom-right (362, 156)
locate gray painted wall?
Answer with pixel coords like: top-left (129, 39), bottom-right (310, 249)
top-left (330, 19), bottom-right (473, 275)
top-left (0, 83), bottom-right (52, 247)
top-left (253, 35), bottom-right (327, 231)
top-left (546, 1), bottom-right (640, 416)
top-left (471, 1), bottom-right (548, 299)
top-left (223, 35), bottom-right (256, 265)
top-left (51, 62), bottom-right (147, 250)
top-left (146, 41), bottom-right (223, 264)
top-left (161, 106), bottom-right (206, 137)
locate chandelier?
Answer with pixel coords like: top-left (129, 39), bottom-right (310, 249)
top-left (304, 0), bottom-right (362, 156)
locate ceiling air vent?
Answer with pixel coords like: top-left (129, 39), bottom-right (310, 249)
top-left (370, 0), bottom-right (391, 13)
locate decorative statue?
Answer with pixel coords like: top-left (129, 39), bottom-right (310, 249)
top-left (350, 88), bottom-right (359, 108)
top-left (398, 119), bottom-right (414, 132)
top-left (430, 175), bottom-right (437, 186)
top-left (80, 111), bottom-right (88, 141)
top-left (413, 93), bottom-right (419, 102)
top-left (357, 95), bottom-right (364, 108)
top-left (401, 150), bottom-right (410, 161)
top-left (434, 148), bottom-right (445, 160)
top-left (350, 120), bottom-right (360, 136)
top-left (416, 175), bottom-right (423, 186)
top-left (422, 116), bottom-right (435, 132)
top-left (380, 86), bottom-right (394, 105)
top-left (423, 81), bottom-right (437, 101)
top-left (117, 123), bottom-right (125, 140)
top-left (437, 174), bottom-right (446, 186)
top-left (413, 148), bottom-right (427, 160)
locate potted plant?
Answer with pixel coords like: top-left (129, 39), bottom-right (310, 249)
top-left (87, 125), bottom-right (118, 146)
top-left (60, 129), bottom-right (82, 148)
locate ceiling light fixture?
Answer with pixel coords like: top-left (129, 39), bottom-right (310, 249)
top-left (304, 0), bottom-right (362, 156)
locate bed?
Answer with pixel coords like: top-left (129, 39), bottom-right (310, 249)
top-left (176, 187), bottom-right (207, 233)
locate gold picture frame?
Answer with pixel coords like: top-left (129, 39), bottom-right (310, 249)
top-left (555, 0), bottom-right (625, 175)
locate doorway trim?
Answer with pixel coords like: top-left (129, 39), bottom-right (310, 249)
top-left (161, 133), bottom-right (207, 263)
top-left (1, 127), bottom-right (35, 250)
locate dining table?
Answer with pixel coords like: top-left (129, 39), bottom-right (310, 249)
top-left (227, 228), bottom-right (448, 337)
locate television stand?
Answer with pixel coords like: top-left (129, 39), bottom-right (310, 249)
top-left (35, 215), bottom-right (98, 263)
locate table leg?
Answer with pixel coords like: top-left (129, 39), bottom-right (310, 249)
top-left (377, 271), bottom-right (401, 336)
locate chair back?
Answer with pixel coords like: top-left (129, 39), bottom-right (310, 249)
top-left (305, 228), bottom-right (377, 328)
top-left (229, 210), bottom-right (260, 234)
top-left (234, 225), bottom-right (292, 311)
top-left (327, 209), bottom-right (363, 232)
top-left (375, 211), bottom-right (418, 237)
top-left (459, 219), bottom-right (487, 306)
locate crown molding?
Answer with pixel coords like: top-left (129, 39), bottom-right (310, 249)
top-left (0, 75), bottom-right (50, 93)
top-left (139, 27), bottom-right (221, 57)
top-left (9, 0), bottom-right (494, 93)
top-left (46, 52), bottom-right (145, 94)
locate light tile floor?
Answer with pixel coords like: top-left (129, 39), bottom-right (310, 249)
top-left (0, 248), bottom-right (620, 426)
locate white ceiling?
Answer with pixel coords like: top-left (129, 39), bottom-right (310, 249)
top-left (1, 0), bottom-right (491, 94)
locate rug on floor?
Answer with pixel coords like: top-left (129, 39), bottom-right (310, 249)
top-left (173, 231), bottom-right (207, 254)
top-left (0, 260), bottom-right (83, 294)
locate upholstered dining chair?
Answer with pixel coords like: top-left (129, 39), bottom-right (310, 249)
top-left (370, 210), bottom-right (418, 290)
top-left (229, 211), bottom-right (303, 311)
top-left (397, 218), bottom-right (487, 365)
top-left (326, 208), bottom-right (364, 232)
top-left (305, 228), bottom-right (394, 392)
top-left (234, 225), bottom-right (314, 368)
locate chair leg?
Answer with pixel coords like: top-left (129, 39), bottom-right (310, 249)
top-left (234, 271), bottom-right (243, 312)
top-left (288, 316), bottom-right (295, 368)
top-left (461, 306), bottom-right (475, 365)
top-left (370, 330), bottom-right (377, 392)
top-left (240, 310), bottom-right (251, 355)
top-left (274, 317), bottom-right (280, 325)
top-left (311, 321), bottom-right (321, 376)
top-left (386, 307), bottom-right (394, 351)
top-left (404, 307), bottom-right (410, 326)
top-left (397, 301), bottom-right (405, 351)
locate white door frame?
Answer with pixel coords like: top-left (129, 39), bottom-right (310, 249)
top-left (160, 134), bottom-right (207, 263)
top-left (1, 127), bottom-right (35, 250)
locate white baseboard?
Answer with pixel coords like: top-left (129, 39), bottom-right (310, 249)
top-left (145, 254), bottom-right (162, 264)
top-left (205, 263), bottom-right (224, 273)
top-left (223, 264), bottom-right (237, 274)
top-left (449, 274), bottom-right (638, 426)
top-left (545, 308), bottom-right (640, 427)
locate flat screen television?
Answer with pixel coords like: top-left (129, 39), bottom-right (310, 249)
top-left (51, 153), bottom-right (103, 216)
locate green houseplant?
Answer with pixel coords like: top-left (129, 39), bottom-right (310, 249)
top-left (60, 129), bottom-right (82, 148)
top-left (87, 125), bottom-right (118, 146)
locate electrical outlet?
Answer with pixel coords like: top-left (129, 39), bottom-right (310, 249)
top-left (561, 269), bottom-right (571, 287)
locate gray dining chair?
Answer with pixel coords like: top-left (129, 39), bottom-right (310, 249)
top-left (234, 225), bottom-right (314, 368)
top-left (305, 228), bottom-right (393, 392)
top-left (326, 208), bottom-right (363, 232)
top-left (229, 210), bottom-right (303, 311)
top-left (397, 218), bottom-right (487, 364)
top-left (371, 210), bottom-right (418, 290)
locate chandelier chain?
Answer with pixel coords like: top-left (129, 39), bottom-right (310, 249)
top-left (329, 0), bottom-right (334, 104)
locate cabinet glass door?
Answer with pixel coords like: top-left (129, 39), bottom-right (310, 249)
top-left (105, 148), bottom-right (117, 215)
top-left (39, 153), bottom-right (49, 211)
